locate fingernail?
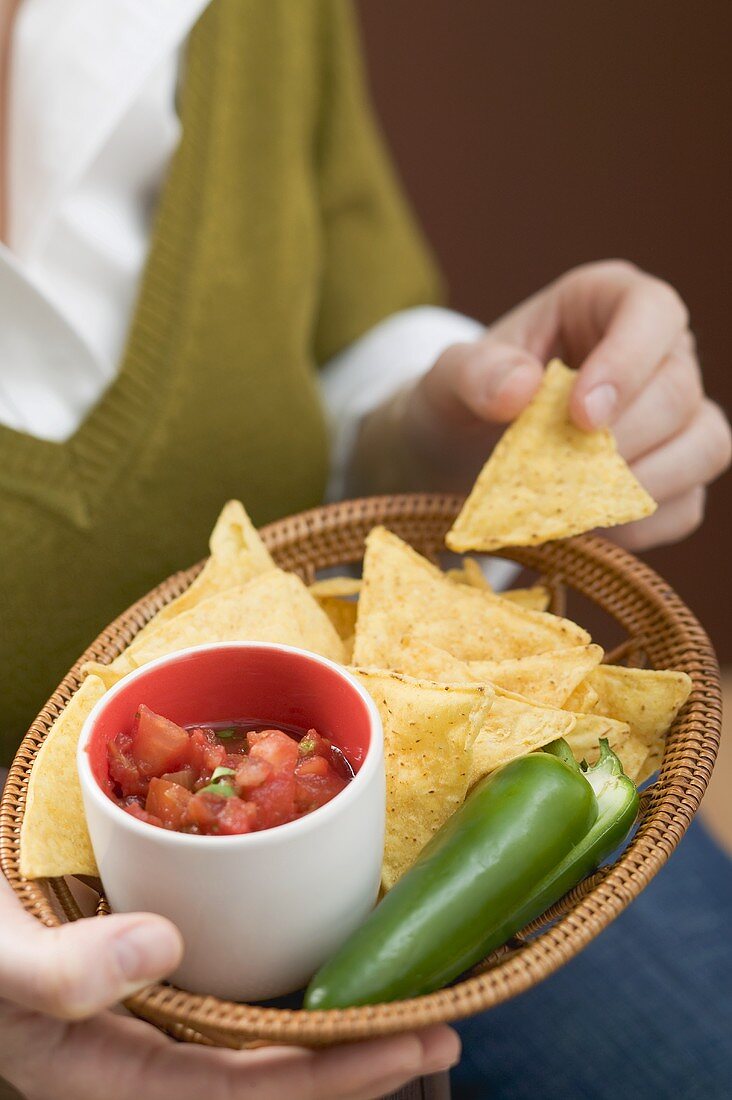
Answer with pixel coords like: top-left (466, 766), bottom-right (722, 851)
top-left (114, 920), bottom-right (181, 983)
top-left (584, 383), bottom-right (618, 427)
top-left (484, 362), bottom-right (518, 399)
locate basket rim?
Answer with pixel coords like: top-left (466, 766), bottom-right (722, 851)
top-left (1, 492), bottom-right (721, 1046)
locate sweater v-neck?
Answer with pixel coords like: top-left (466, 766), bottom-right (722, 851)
top-left (0, 6), bottom-right (217, 528)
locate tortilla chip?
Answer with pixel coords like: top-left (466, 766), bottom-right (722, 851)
top-left (353, 527), bottom-right (590, 667)
top-left (470, 690), bottom-right (577, 787)
top-left (587, 665), bottom-right (692, 746)
top-left (391, 638), bottom-right (475, 682)
top-left (566, 712), bottom-right (648, 782)
top-left (315, 596), bottom-right (358, 643)
top-left (19, 676), bottom-right (105, 879)
top-left (501, 586), bottom-right (552, 612)
top-left (611, 736), bottom-right (650, 784)
top-left (563, 680), bottom-right (600, 713)
top-left (446, 558), bottom-right (491, 589)
top-left (208, 500), bottom-right (273, 566)
top-left (447, 559), bottom-right (551, 611)
top-left (352, 669), bottom-right (492, 890)
top-left (393, 637), bottom-right (601, 710)
top-left (309, 576), bottom-right (362, 598)
top-left (308, 578), bottom-right (360, 646)
top-left (637, 738), bottom-right (665, 784)
top-left (378, 639), bottom-right (576, 787)
top-left (132, 570), bottom-right (345, 665)
top-left (127, 501), bottom-right (276, 651)
top-left (85, 571), bottom-right (345, 687)
top-left (467, 645), bottom-right (604, 708)
top-left (446, 359), bottom-right (657, 552)
top-left (81, 660), bottom-right (124, 690)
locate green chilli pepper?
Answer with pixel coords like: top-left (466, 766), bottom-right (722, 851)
top-left (305, 751), bottom-right (597, 1009)
top-left (525, 737), bottom-right (639, 923)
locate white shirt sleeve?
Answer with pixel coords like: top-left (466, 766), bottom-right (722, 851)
top-left (320, 305), bottom-right (485, 501)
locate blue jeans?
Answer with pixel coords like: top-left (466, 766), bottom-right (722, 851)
top-left (452, 821), bottom-right (732, 1099)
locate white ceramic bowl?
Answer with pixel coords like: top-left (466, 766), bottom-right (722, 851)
top-left (77, 642), bottom-right (385, 1001)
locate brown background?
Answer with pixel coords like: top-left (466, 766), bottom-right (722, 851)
top-left (357, 0), bottom-right (732, 659)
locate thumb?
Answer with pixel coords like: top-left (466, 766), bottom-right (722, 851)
top-left (425, 338), bottom-right (544, 426)
top-left (0, 877), bottom-right (182, 1019)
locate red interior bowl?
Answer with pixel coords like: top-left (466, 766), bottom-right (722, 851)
top-left (86, 643), bottom-right (373, 793)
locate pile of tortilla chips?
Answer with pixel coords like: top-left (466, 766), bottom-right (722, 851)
top-left (20, 509), bottom-right (691, 892)
top-left (19, 360), bottom-right (691, 894)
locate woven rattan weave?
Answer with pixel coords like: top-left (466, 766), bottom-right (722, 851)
top-left (0, 494), bottom-right (721, 1048)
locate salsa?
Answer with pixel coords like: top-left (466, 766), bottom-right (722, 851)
top-left (106, 706), bottom-right (353, 834)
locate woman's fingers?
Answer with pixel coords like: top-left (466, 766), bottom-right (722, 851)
top-left (1, 1001), bottom-right (459, 1100)
top-left (630, 400), bottom-right (732, 504)
top-left (610, 398), bottom-right (730, 549)
top-left (393, 337), bottom-right (544, 490)
top-left (609, 488), bottom-right (706, 552)
top-left (246, 1025), bottom-right (461, 1100)
top-left (567, 262), bottom-right (689, 429)
top-left (0, 883), bottom-right (459, 1098)
top-left (423, 339), bottom-right (544, 427)
top-left (611, 340), bottom-right (703, 463)
top-left (0, 876), bottom-right (182, 1019)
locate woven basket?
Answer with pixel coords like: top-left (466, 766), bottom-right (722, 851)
top-left (0, 494), bottom-right (721, 1049)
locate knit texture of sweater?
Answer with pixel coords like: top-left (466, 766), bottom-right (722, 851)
top-left (0, 0), bottom-right (439, 760)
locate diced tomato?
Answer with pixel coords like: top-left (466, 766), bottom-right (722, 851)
top-left (108, 731), bottom-right (147, 797)
top-left (299, 729), bottom-right (333, 760)
top-left (183, 790), bottom-right (225, 832)
top-left (294, 750), bottom-right (348, 811)
top-left (182, 790), bottom-right (257, 835)
top-left (234, 756), bottom-right (272, 793)
top-left (107, 715), bottom-right (351, 833)
top-left (217, 797), bottom-right (258, 835)
top-left (186, 729), bottom-right (206, 772)
top-left (131, 706), bottom-right (190, 778)
top-left (246, 728), bottom-right (272, 745)
top-left (186, 727), bottom-right (227, 780)
top-left (122, 799), bottom-right (164, 828)
top-left (199, 742), bottom-right (227, 778)
top-left (295, 773), bottom-right (347, 815)
top-left (225, 750), bottom-right (248, 770)
top-left (249, 728), bottom-right (299, 773)
top-left (160, 767), bottom-right (196, 790)
top-left (295, 755), bottom-right (330, 778)
top-left (145, 777), bottom-right (193, 830)
top-left (249, 772), bottom-right (297, 829)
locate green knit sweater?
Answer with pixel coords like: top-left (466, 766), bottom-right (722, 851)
top-left (0, 0), bottom-right (439, 762)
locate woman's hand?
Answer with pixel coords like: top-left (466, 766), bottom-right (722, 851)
top-left (353, 261), bottom-right (731, 551)
top-left (0, 877), bottom-right (458, 1100)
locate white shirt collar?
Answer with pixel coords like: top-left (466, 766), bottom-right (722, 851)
top-left (9, 0), bottom-right (209, 259)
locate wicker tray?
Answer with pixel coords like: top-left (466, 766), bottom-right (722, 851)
top-left (1, 494), bottom-right (721, 1049)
